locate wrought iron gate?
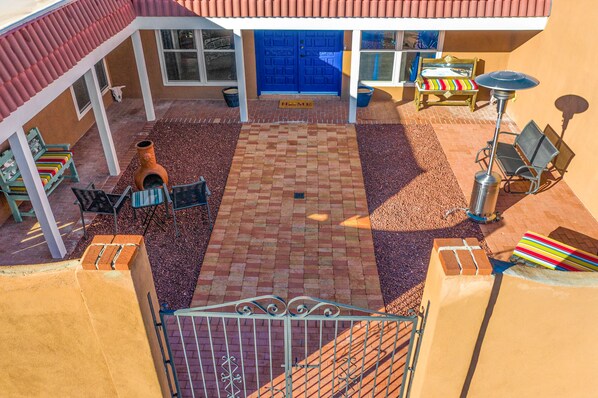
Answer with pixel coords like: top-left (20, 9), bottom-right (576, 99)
top-left (159, 296), bottom-right (424, 398)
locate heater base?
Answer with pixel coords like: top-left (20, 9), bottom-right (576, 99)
top-left (466, 210), bottom-right (501, 224)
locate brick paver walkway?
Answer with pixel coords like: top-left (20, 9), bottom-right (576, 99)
top-left (191, 123), bottom-right (384, 310)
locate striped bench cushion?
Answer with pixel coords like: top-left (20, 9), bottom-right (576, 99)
top-left (419, 78), bottom-right (479, 91)
top-left (11, 151), bottom-right (72, 193)
top-left (513, 231), bottom-right (598, 272)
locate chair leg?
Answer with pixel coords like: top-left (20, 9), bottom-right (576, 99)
top-left (79, 207), bottom-right (87, 239)
top-left (113, 210), bottom-right (119, 235)
top-left (206, 203), bottom-right (213, 230)
top-left (4, 194), bottom-right (23, 223)
top-left (172, 211), bottom-right (179, 237)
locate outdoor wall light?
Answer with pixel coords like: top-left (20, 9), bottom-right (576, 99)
top-left (467, 71), bottom-right (539, 223)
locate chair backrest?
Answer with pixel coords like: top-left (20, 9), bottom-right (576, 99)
top-left (0, 149), bottom-right (18, 185)
top-left (515, 120), bottom-right (544, 162)
top-left (172, 179), bottom-right (208, 210)
top-left (26, 128), bottom-right (47, 160)
top-left (72, 187), bottom-right (114, 213)
top-left (530, 135), bottom-right (559, 171)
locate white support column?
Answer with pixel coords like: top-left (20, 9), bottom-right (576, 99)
top-left (348, 30), bottom-right (361, 124)
top-left (131, 30), bottom-right (156, 121)
top-left (233, 29), bottom-right (249, 122)
top-left (84, 68), bottom-right (120, 176)
top-left (8, 129), bottom-right (66, 259)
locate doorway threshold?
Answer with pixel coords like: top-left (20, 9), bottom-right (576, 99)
top-left (259, 93), bottom-right (341, 101)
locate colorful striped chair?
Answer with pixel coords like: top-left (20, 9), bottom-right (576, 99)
top-left (511, 231), bottom-right (598, 272)
top-left (0, 127), bottom-right (79, 222)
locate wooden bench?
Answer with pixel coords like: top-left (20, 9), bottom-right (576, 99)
top-left (512, 231), bottom-right (598, 272)
top-left (0, 128), bottom-right (79, 222)
top-left (414, 55), bottom-right (479, 112)
top-left (475, 120), bottom-right (559, 194)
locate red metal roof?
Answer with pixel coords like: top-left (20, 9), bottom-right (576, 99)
top-left (0, 0), bottom-right (551, 124)
top-left (133, 0), bottom-right (551, 18)
top-left (0, 0), bottom-right (135, 123)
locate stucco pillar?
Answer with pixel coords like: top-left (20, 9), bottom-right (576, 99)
top-left (79, 235), bottom-right (173, 397)
top-left (348, 30), bottom-right (361, 123)
top-left (84, 68), bottom-right (120, 176)
top-left (8, 128), bottom-right (66, 259)
top-left (408, 238), bottom-right (494, 398)
top-left (131, 30), bottom-right (156, 122)
top-left (233, 29), bottom-right (249, 122)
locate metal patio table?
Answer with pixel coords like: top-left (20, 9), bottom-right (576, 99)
top-left (131, 188), bottom-right (168, 235)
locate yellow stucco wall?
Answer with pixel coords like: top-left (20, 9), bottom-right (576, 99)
top-left (506, 0), bottom-right (598, 219)
top-left (411, 241), bottom-right (598, 398)
top-left (0, 238), bottom-right (166, 397)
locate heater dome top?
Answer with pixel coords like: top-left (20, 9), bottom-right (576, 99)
top-left (475, 70), bottom-right (539, 92)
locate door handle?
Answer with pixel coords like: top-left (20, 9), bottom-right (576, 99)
top-left (300, 54), bottom-right (305, 58)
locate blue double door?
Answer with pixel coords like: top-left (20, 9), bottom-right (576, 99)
top-left (255, 31), bottom-right (344, 95)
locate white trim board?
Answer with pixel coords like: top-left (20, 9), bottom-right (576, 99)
top-left (136, 16), bottom-right (548, 31)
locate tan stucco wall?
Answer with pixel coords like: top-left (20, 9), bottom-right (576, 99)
top-left (505, 0), bottom-right (598, 219)
top-left (106, 36), bottom-right (143, 98)
top-left (22, 87), bottom-right (112, 147)
top-left (412, 241), bottom-right (598, 398)
top-left (140, 29), bottom-right (256, 100)
top-left (0, 238), bottom-right (166, 397)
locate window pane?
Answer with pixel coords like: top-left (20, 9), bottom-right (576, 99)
top-left (161, 30), bottom-right (174, 49)
top-left (399, 52), bottom-right (436, 82)
top-left (164, 30), bottom-right (196, 50)
top-left (359, 52), bottom-right (394, 81)
top-left (361, 31), bottom-right (396, 50)
top-left (164, 52), bottom-right (200, 81)
top-left (402, 31), bottom-right (439, 50)
top-left (94, 61), bottom-right (108, 90)
top-left (202, 30), bottom-right (234, 50)
top-left (72, 77), bottom-right (90, 112)
top-left (204, 53), bottom-right (237, 81)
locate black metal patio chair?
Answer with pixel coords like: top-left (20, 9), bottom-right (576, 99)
top-left (72, 183), bottom-right (132, 238)
top-left (165, 177), bottom-right (212, 236)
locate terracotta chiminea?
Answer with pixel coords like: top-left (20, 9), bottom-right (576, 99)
top-left (134, 140), bottom-right (168, 190)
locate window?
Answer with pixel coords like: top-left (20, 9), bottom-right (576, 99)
top-left (359, 31), bottom-right (442, 85)
top-left (70, 60), bottom-right (110, 118)
top-left (158, 30), bottom-right (237, 85)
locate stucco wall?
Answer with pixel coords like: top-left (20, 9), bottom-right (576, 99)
top-left (0, 236), bottom-right (167, 397)
top-left (365, 30), bottom-right (538, 102)
top-left (139, 29), bottom-right (257, 100)
top-left (505, 0), bottom-right (598, 219)
top-left (411, 238), bottom-right (598, 398)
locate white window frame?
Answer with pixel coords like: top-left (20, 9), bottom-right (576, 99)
top-left (70, 59), bottom-right (111, 120)
top-left (359, 31), bottom-right (445, 87)
top-left (156, 29), bottom-right (238, 87)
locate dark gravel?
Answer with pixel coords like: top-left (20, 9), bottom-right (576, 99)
top-left (356, 123), bottom-right (489, 315)
top-left (70, 122), bottom-right (240, 309)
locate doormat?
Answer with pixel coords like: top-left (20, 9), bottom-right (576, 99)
top-left (279, 100), bottom-right (314, 109)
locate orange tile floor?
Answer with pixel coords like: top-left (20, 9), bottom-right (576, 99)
top-left (191, 123), bottom-right (384, 310)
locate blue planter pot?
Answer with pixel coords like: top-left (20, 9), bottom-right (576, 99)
top-left (222, 87), bottom-right (239, 108)
top-left (357, 85), bottom-right (374, 107)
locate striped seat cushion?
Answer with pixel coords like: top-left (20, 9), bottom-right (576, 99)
top-left (10, 151), bottom-right (73, 193)
top-left (419, 78), bottom-right (479, 91)
top-left (513, 231), bottom-right (598, 272)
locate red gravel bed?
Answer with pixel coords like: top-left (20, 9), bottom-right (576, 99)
top-left (70, 122), bottom-right (240, 310)
top-left (356, 123), bottom-right (489, 315)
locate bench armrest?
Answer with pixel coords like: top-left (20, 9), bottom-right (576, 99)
top-left (114, 186), bottom-right (132, 209)
top-left (46, 144), bottom-right (71, 150)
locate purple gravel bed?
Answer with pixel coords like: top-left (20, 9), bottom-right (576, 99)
top-left (70, 122), bottom-right (240, 310)
top-left (356, 123), bottom-right (489, 315)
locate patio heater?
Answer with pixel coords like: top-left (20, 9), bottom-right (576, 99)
top-left (466, 71), bottom-right (539, 223)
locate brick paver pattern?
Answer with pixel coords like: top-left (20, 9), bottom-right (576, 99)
top-left (191, 123), bottom-right (384, 311)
